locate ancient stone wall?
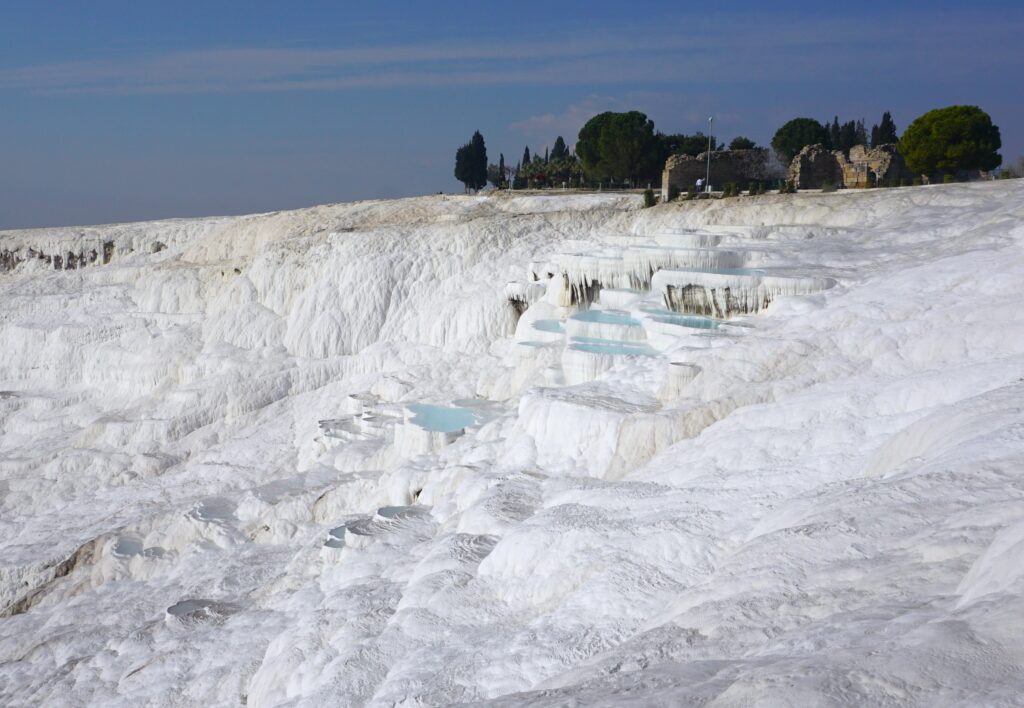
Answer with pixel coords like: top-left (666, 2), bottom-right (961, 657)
top-left (789, 143), bottom-right (914, 189)
top-left (838, 144), bottom-right (914, 187)
top-left (662, 149), bottom-right (777, 199)
top-left (788, 145), bottom-right (843, 190)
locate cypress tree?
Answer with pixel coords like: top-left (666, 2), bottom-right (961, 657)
top-left (876, 111), bottom-right (898, 144)
top-left (551, 136), bottom-right (567, 160)
top-left (830, 117), bottom-right (841, 152)
top-left (498, 153), bottom-right (505, 187)
top-left (839, 121), bottom-right (857, 153)
top-left (544, 147), bottom-right (549, 164)
top-left (470, 131), bottom-right (487, 191)
top-left (855, 119), bottom-right (868, 147)
top-left (454, 143), bottom-right (472, 191)
top-left (523, 146), bottom-right (531, 166)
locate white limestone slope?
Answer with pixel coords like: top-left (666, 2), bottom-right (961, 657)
top-left (1, 183), bottom-right (1024, 706)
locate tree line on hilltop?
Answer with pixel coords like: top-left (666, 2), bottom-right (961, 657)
top-left (455, 105), bottom-right (1004, 192)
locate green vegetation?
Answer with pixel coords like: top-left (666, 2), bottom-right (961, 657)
top-left (550, 136), bottom-right (568, 161)
top-left (456, 104), bottom-right (1003, 193)
top-left (772, 118), bottom-right (828, 163)
top-left (643, 189), bottom-right (657, 207)
top-left (871, 112), bottom-right (899, 146)
top-left (999, 156), bottom-right (1024, 178)
top-left (661, 132), bottom-right (721, 157)
top-left (486, 153), bottom-right (506, 188)
top-left (899, 106), bottom-right (1002, 178)
top-left (454, 130), bottom-right (488, 192)
top-left (576, 111), bottom-right (662, 186)
top-left (729, 136), bottom-right (757, 150)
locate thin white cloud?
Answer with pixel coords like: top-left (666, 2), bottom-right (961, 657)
top-left (0, 12), bottom-right (1019, 95)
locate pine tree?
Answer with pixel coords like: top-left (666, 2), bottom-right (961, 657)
top-left (871, 124), bottom-right (880, 147)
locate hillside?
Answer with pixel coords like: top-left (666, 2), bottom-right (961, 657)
top-left (2, 182), bottom-right (1024, 706)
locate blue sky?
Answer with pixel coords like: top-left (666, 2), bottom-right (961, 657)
top-left (2, 0), bottom-right (1021, 227)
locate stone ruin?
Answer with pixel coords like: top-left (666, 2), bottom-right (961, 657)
top-left (661, 149), bottom-right (779, 200)
top-left (788, 143), bottom-right (914, 189)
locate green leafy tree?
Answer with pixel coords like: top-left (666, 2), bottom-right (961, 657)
top-left (660, 132), bottom-right (721, 157)
top-left (771, 118), bottom-right (828, 163)
top-left (576, 112), bottom-right (616, 181)
top-left (899, 105), bottom-right (1002, 177)
top-left (729, 136), bottom-right (757, 150)
top-left (597, 111), bottom-right (661, 186)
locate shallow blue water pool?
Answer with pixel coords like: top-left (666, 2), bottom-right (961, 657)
top-left (570, 309), bottom-right (641, 326)
top-left (407, 403), bottom-right (476, 432)
top-left (532, 319), bottom-right (565, 333)
top-left (568, 337), bottom-right (657, 356)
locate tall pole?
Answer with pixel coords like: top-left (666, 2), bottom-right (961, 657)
top-left (706, 116), bottom-right (713, 193)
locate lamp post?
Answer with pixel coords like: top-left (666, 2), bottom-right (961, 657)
top-left (705, 116), bottom-right (713, 193)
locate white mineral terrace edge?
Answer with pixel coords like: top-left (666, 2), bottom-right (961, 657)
top-left (2, 183), bottom-right (1024, 706)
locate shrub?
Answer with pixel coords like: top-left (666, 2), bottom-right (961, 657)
top-left (912, 177), bottom-right (922, 186)
top-left (686, 185), bottom-right (696, 200)
top-left (943, 174), bottom-right (955, 184)
top-left (786, 181), bottom-right (797, 194)
top-left (899, 105), bottom-right (1002, 178)
top-left (643, 188), bottom-right (657, 207)
top-left (748, 181), bottom-right (757, 195)
top-left (757, 182), bottom-right (767, 195)
top-left (900, 178), bottom-right (910, 187)
top-left (821, 180), bottom-right (836, 193)
top-left (668, 185), bottom-right (681, 201)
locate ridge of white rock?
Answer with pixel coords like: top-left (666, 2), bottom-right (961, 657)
top-left (2, 183), bottom-right (1024, 706)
